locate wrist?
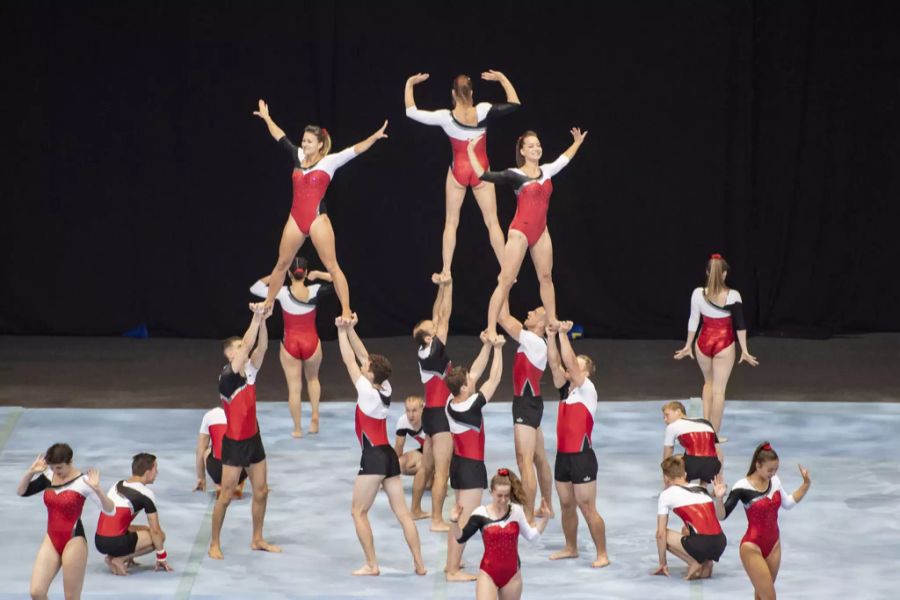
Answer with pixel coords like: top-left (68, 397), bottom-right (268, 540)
top-left (156, 549), bottom-right (167, 561)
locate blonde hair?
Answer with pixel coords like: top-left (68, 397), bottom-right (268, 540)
top-left (405, 395), bottom-right (424, 407)
top-left (303, 125), bottom-right (332, 156)
top-left (662, 401), bottom-right (686, 415)
top-left (661, 456), bottom-right (686, 480)
top-left (578, 354), bottom-right (596, 376)
top-left (705, 254), bottom-right (730, 302)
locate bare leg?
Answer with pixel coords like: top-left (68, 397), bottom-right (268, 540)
top-left (549, 481), bottom-right (579, 560)
top-left (665, 529), bottom-right (703, 579)
top-left (209, 464), bottom-right (241, 559)
top-left (383, 476), bottom-right (427, 575)
top-left (498, 571), bottom-right (524, 600)
top-left (351, 475), bottom-right (384, 576)
top-left (411, 436), bottom-right (433, 519)
top-left (476, 570), bottom-right (501, 600)
top-left (265, 218), bottom-right (307, 307)
top-left (279, 344), bottom-right (304, 437)
top-left (740, 542), bottom-right (777, 600)
top-left (430, 432), bottom-right (453, 531)
top-left (304, 342), bottom-right (323, 433)
top-left (472, 182), bottom-right (507, 267)
top-left (534, 427), bottom-right (554, 516)
top-left (29, 536), bottom-right (61, 600)
top-left (441, 170), bottom-right (468, 275)
top-left (513, 424), bottom-right (539, 522)
top-left (696, 348), bottom-right (714, 421)
top-left (60, 537), bottom-right (88, 600)
top-left (309, 215), bottom-right (351, 321)
top-left (446, 487), bottom-right (483, 581)
top-left (574, 481), bottom-right (609, 567)
top-left (485, 232), bottom-right (529, 338)
top-left (399, 450), bottom-right (423, 475)
top-left (247, 460), bottom-right (280, 552)
top-left (109, 529), bottom-right (157, 575)
top-left (529, 228), bottom-right (557, 323)
top-left (710, 344), bottom-right (736, 433)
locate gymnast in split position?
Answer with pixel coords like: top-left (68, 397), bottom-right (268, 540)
top-left (251, 256), bottom-right (333, 436)
top-left (469, 128), bottom-right (587, 340)
top-left (674, 253), bottom-right (758, 437)
top-left (253, 99), bottom-right (388, 322)
top-left (17, 443), bottom-right (115, 600)
top-left (405, 71), bottom-right (520, 275)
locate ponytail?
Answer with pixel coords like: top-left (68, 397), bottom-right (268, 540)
top-left (303, 125), bottom-right (332, 156)
top-left (491, 468), bottom-right (526, 505)
top-left (747, 441), bottom-right (779, 477)
top-left (452, 74), bottom-right (473, 108)
top-left (705, 253), bottom-right (730, 301)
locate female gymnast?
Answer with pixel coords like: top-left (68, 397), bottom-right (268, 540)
top-left (405, 71), bottom-right (520, 276)
top-left (715, 442), bottom-right (811, 600)
top-left (253, 99), bottom-right (388, 322)
top-left (17, 443), bottom-right (115, 600)
top-left (674, 253), bottom-right (758, 436)
top-left (251, 256), bottom-right (332, 436)
top-left (450, 469), bottom-right (550, 599)
top-left (469, 128), bottom-right (587, 340)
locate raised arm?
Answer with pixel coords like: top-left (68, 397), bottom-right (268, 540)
top-left (467, 331), bottom-right (493, 384)
top-left (545, 322), bottom-right (569, 389)
top-left (253, 100), bottom-right (287, 141)
top-left (231, 305), bottom-right (264, 373)
top-left (17, 455), bottom-right (48, 496)
top-left (482, 70), bottom-right (520, 105)
top-left (562, 127), bottom-right (588, 160)
top-left (478, 337), bottom-right (506, 401)
top-left (433, 273), bottom-right (453, 343)
top-left (84, 469), bottom-right (116, 515)
top-left (498, 301), bottom-right (523, 340)
top-left (307, 270), bottom-right (333, 283)
top-left (250, 305), bottom-right (272, 369)
top-left (786, 466), bottom-right (811, 506)
top-left (345, 313), bottom-right (369, 362)
top-left (404, 73), bottom-right (429, 109)
top-left (352, 120), bottom-right (389, 155)
top-left (557, 321), bottom-right (586, 388)
top-left (336, 323), bottom-right (363, 383)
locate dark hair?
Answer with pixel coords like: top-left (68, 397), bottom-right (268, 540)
top-left (516, 130), bottom-right (539, 167)
top-left (490, 468), bottom-right (526, 505)
top-left (661, 455), bottom-right (686, 480)
top-left (222, 336), bottom-right (241, 355)
top-left (452, 74), bottom-right (473, 107)
top-left (45, 443), bottom-right (73, 465)
top-left (290, 256), bottom-right (308, 281)
top-left (412, 320), bottom-right (430, 348)
top-left (368, 354), bottom-right (392, 384)
top-left (132, 453), bottom-right (157, 476)
top-left (747, 441), bottom-right (779, 477)
top-left (446, 366), bottom-right (469, 396)
top-left (303, 125), bottom-right (332, 155)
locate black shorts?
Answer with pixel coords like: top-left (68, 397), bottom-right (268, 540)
top-left (422, 406), bottom-right (450, 436)
top-left (554, 449), bottom-right (598, 484)
top-left (450, 454), bottom-right (487, 490)
top-left (206, 453), bottom-right (249, 485)
top-left (512, 395), bottom-right (544, 428)
top-left (682, 532), bottom-right (727, 563)
top-left (359, 445), bottom-right (401, 478)
top-left (684, 455), bottom-right (721, 484)
top-left (95, 532), bottom-right (138, 557)
top-left (221, 432), bottom-right (266, 468)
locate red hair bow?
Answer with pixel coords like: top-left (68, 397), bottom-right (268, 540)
top-left (497, 468), bottom-right (509, 476)
top-left (321, 127), bottom-right (329, 137)
top-left (761, 442), bottom-right (773, 451)
top-left (710, 253), bottom-right (723, 260)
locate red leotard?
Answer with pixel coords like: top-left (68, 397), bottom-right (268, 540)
top-left (355, 376), bottom-right (392, 448)
top-left (218, 361), bottom-right (260, 441)
top-left (688, 288), bottom-right (747, 357)
top-left (250, 280), bottom-right (332, 361)
top-left (663, 418), bottom-right (719, 458)
top-left (446, 393), bottom-right (487, 461)
top-left (96, 480), bottom-right (157, 537)
top-left (556, 378), bottom-right (598, 454)
top-left (455, 503), bottom-right (542, 588)
top-left (723, 475), bottom-right (798, 558)
top-left (418, 338), bottom-right (453, 409)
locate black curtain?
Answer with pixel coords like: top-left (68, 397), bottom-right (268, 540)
top-left (2, 1), bottom-right (898, 339)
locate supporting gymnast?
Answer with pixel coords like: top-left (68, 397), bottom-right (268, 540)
top-left (661, 401), bottom-right (722, 486)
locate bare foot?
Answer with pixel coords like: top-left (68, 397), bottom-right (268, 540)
top-left (291, 430), bottom-right (303, 439)
top-left (410, 510), bottom-right (431, 520)
top-left (430, 521), bottom-right (450, 532)
top-left (684, 563), bottom-right (703, 580)
top-left (549, 548), bottom-right (579, 560)
top-left (446, 570), bottom-right (477, 582)
top-left (105, 556), bottom-right (128, 576)
top-left (208, 544), bottom-right (224, 560)
top-left (251, 540), bottom-right (282, 553)
top-left (309, 418), bottom-right (319, 434)
top-left (592, 556), bottom-right (611, 568)
top-left (443, 560), bottom-right (467, 573)
top-left (415, 562), bottom-right (427, 576)
top-left (352, 564), bottom-right (380, 576)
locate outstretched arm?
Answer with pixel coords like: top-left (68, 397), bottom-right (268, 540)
top-left (404, 73), bottom-right (429, 109)
top-left (307, 270), bottom-right (332, 282)
top-left (562, 127), bottom-right (588, 160)
top-left (232, 305), bottom-right (265, 373)
top-left (467, 331), bottom-right (493, 384)
top-left (253, 100), bottom-right (287, 141)
top-left (250, 305), bottom-right (272, 369)
top-left (482, 70), bottom-right (520, 104)
top-left (337, 325), bottom-right (363, 383)
top-left (345, 314), bottom-right (369, 362)
top-left (498, 301), bottom-right (522, 340)
top-left (352, 120), bottom-right (389, 155)
top-left (557, 321), bottom-right (586, 388)
top-left (545, 322), bottom-right (568, 388)
top-left (479, 338), bottom-right (506, 401)
top-left (433, 273), bottom-right (453, 343)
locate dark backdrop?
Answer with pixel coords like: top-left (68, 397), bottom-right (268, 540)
top-left (2, 1), bottom-right (899, 339)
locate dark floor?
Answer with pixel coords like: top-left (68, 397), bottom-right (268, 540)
top-left (1, 334), bottom-right (897, 408)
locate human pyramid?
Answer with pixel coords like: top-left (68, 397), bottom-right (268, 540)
top-left (17, 70), bottom-right (811, 600)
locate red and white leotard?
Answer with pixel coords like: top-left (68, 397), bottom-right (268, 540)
top-left (278, 136), bottom-right (358, 235)
top-left (513, 329), bottom-right (547, 398)
top-left (722, 475), bottom-right (797, 558)
top-left (418, 338), bottom-right (452, 409)
top-left (218, 361), bottom-right (260, 441)
top-left (446, 393), bottom-right (487, 461)
top-left (456, 503), bottom-right (542, 588)
top-left (23, 470), bottom-right (114, 554)
top-left (688, 288), bottom-right (746, 357)
top-left (250, 280), bottom-right (332, 360)
top-left (657, 484), bottom-right (724, 536)
top-left (556, 378), bottom-right (598, 453)
top-left (395, 413), bottom-right (426, 449)
top-left (355, 376), bottom-right (392, 449)
top-left (406, 102), bottom-right (519, 187)
top-left (663, 418), bottom-right (719, 458)
top-left (199, 406), bottom-right (228, 460)
top-left (96, 480), bottom-right (157, 537)
top-left (480, 155), bottom-right (570, 246)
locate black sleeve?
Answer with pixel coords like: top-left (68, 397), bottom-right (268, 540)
top-left (481, 102), bottom-right (520, 124)
top-left (456, 514), bottom-right (490, 544)
top-left (448, 394), bottom-right (487, 427)
top-left (278, 136), bottom-right (303, 169)
top-left (315, 283), bottom-right (334, 299)
top-left (480, 169), bottom-right (528, 188)
top-left (729, 302), bottom-right (747, 331)
top-left (23, 474), bottom-right (51, 497)
top-left (722, 488), bottom-right (747, 519)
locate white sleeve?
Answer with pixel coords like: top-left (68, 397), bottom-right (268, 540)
top-left (774, 475), bottom-right (797, 510)
top-left (688, 288), bottom-right (702, 331)
top-left (728, 289), bottom-right (743, 304)
top-left (541, 154), bottom-right (570, 179)
top-left (405, 106), bottom-right (450, 126)
top-left (475, 102), bottom-right (492, 121)
top-left (512, 504), bottom-right (542, 542)
top-left (657, 489), bottom-right (672, 515)
top-left (249, 280), bottom-right (268, 299)
top-left (663, 422), bottom-right (677, 447)
top-left (319, 146), bottom-right (358, 178)
top-left (87, 481), bottom-right (115, 515)
top-left (199, 411), bottom-right (212, 435)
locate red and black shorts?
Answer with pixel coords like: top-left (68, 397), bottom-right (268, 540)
top-left (221, 432), bottom-right (266, 468)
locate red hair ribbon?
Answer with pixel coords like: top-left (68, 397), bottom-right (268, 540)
top-left (497, 468), bottom-right (509, 476)
top-left (710, 253), bottom-right (723, 260)
top-left (321, 127), bottom-right (329, 138)
top-left (761, 442), bottom-right (773, 451)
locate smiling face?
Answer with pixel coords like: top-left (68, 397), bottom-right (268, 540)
top-left (490, 483), bottom-right (512, 512)
top-left (754, 458), bottom-right (779, 481)
top-left (519, 135), bottom-right (542, 164)
top-left (300, 131), bottom-right (324, 159)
